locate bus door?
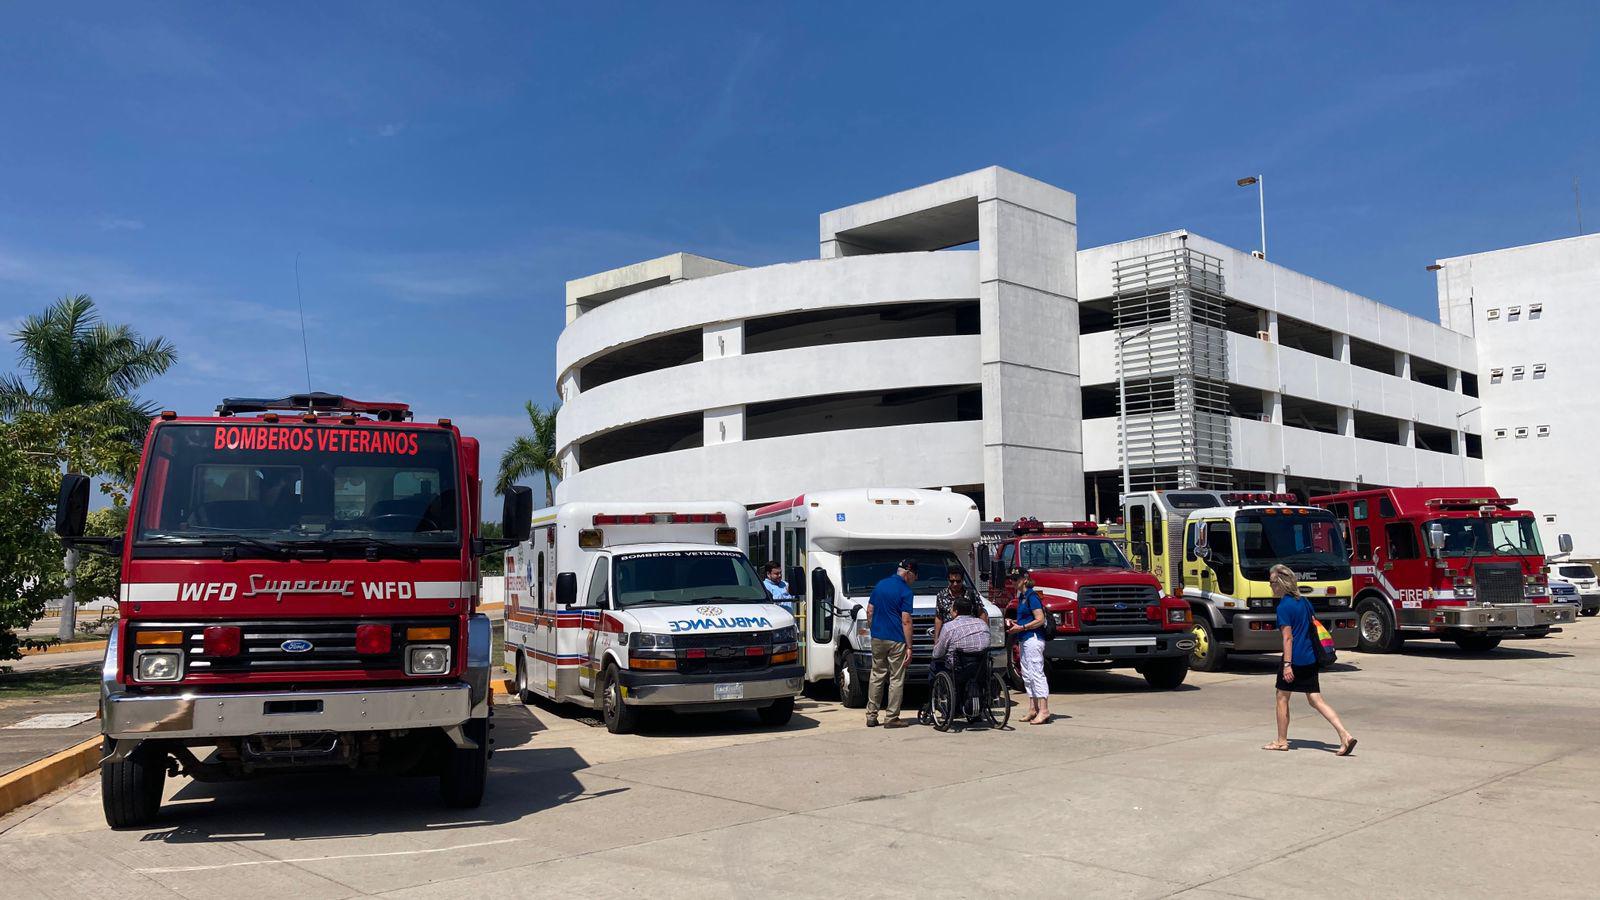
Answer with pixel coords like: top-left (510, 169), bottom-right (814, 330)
top-left (784, 524), bottom-right (807, 662)
top-left (531, 538), bottom-right (555, 696)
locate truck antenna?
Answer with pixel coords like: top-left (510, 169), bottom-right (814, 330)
top-left (294, 252), bottom-right (313, 394)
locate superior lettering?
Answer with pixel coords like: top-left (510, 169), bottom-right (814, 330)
top-left (213, 426), bottom-right (419, 455)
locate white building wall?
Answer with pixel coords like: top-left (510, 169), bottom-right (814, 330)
top-left (1435, 233), bottom-right (1600, 557)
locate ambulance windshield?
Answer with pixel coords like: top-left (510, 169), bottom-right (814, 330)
top-left (133, 423), bottom-right (459, 555)
top-left (612, 551), bottom-right (767, 606)
top-left (1428, 517), bottom-right (1544, 557)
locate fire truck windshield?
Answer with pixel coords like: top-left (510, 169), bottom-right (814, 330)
top-left (1016, 539), bottom-right (1130, 571)
top-left (1236, 512), bottom-right (1350, 581)
top-left (1428, 517), bottom-right (1544, 557)
top-left (612, 551), bottom-right (767, 606)
top-left (842, 549), bottom-right (968, 596)
top-left (133, 424), bottom-right (459, 556)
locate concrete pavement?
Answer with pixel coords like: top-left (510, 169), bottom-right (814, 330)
top-left (1, 622), bottom-right (1597, 898)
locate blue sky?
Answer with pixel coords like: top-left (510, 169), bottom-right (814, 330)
top-left (3, 2), bottom-right (1596, 503)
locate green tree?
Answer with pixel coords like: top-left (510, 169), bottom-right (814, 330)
top-left (1, 294), bottom-right (177, 476)
top-left (497, 400), bottom-right (561, 505)
top-left (479, 522), bottom-right (505, 576)
top-left (0, 407), bottom-right (138, 660)
top-left (75, 505), bottom-right (129, 607)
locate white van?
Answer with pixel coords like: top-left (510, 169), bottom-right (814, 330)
top-left (748, 488), bottom-right (1002, 707)
top-left (504, 502), bottom-right (801, 733)
top-left (1546, 562), bottom-right (1600, 616)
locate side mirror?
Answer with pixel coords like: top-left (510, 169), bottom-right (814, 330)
top-left (1194, 530), bottom-right (1211, 561)
top-left (56, 474), bottom-right (91, 539)
top-left (811, 567), bottom-right (833, 607)
top-left (1425, 522), bottom-right (1446, 553)
top-left (1559, 533), bottom-right (1574, 554)
top-left (976, 544), bottom-right (992, 580)
top-left (786, 566), bottom-right (805, 597)
top-left (849, 603), bottom-right (863, 621)
top-left (502, 486), bottom-right (533, 544)
top-left (555, 572), bottom-right (578, 606)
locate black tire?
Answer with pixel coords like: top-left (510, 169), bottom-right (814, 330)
top-left (1006, 642), bottom-right (1026, 690)
top-left (440, 713), bottom-right (490, 808)
top-left (514, 652), bottom-right (535, 704)
top-left (1454, 634), bottom-right (1503, 653)
top-left (100, 739), bottom-right (165, 829)
top-left (757, 696), bottom-right (795, 726)
top-left (1355, 597), bottom-right (1405, 653)
top-left (1581, 606), bottom-right (1598, 617)
top-left (930, 670), bottom-right (957, 732)
top-left (984, 671), bottom-right (1011, 729)
top-left (1141, 656), bottom-right (1190, 690)
top-left (835, 650), bottom-right (867, 709)
top-left (600, 664), bottom-right (637, 734)
top-left (1188, 616), bottom-right (1229, 672)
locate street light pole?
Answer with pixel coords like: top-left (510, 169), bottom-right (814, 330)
top-left (1237, 175), bottom-right (1266, 260)
top-left (1118, 326), bottom-right (1154, 503)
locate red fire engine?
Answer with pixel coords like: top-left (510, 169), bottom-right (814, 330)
top-left (1308, 487), bottom-right (1576, 653)
top-left (977, 519), bottom-right (1194, 689)
top-left (53, 393), bottom-right (532, 827)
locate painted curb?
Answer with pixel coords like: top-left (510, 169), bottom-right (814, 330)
top-left (0, 737), bottom-right (101, 818)
top-left (20, 640), bottom-right (108, 657)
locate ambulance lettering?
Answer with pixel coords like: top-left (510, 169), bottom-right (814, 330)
top-left (668, 616), bottom-right (773, 632)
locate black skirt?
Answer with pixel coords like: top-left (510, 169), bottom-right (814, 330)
top-left (1275, 663), bottom-right (1321, 693)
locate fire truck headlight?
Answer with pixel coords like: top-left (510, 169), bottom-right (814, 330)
top-left (134, 650), bottom-right (182, 682)
top-left (1168, 607), bottom-right (1191, 623)
top-left (1248, 597), bottom-right (1276, 610)
top-left (1328, 596), bottom-right (1350, 608)
top-left (406, 645), bottom-right (451, 675)
top-left (1523, 584), bottom-right (1547, 598)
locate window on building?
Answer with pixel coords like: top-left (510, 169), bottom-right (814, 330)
top-left (1385, 522), bottom-right (1421, 560)
top-left (1511, 366), bottom-right (1525, 380)
top-left (1545, 514), bottom-right (1558, 524)
top-left (1461, 372), bottom-right (1479, 397)
top-left (1508, 306), bottom-right (1522, 321)
top-left (1515, 427), bottom-right (1529, 439)
top-left (1494, 428), bottom-right (1507, 439)
top-left (1486, 308), bottom-right (1500, 320)
top-left (1537, 425), bottom-right (1551, 437)
top-left (1490, 368), bottom-right (1504, 383)
top-left (1530, 303), bottom-right (1543, 319)
top-left (1532, 363), bottom-right (1546, 378)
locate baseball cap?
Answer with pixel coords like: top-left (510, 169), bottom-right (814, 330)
top-left (897, 559), bottom-right (919, 575)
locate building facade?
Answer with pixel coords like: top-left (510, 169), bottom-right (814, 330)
top-left (553, 167), bottom-right (1594, 552)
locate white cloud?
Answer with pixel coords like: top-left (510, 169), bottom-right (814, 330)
top-left (377, 121), bottom-right (406, 138)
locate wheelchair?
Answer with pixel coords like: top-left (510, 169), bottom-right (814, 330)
top-left (918, 649), bottom-right (1011, 731)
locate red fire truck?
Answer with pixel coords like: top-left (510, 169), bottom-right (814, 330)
top-left (977, 519), bottom-right (1194, 689)
top-left (53, 393), bottom-right (532, 827)
top-left (1308, 487), bottom-right (1576, 653)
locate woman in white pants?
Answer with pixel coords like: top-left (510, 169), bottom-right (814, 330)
top-left (1007, 571), bottom-right (1051, 724)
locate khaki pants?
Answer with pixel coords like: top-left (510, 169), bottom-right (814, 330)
top-left (866, 638), bottom-right (909, 720)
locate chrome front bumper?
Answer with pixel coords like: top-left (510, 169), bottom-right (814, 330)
top-left (620, 672), bottom-right (803, 708)
top-left (102, 683), bottom-right (476, 740)
top-left (1399, 603), bottom-right (1576, 630)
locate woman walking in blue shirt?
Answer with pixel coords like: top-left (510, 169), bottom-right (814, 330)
top-left (1264, 564), bottom-right (1357, 755)
top-left (1006, 571), bottom-right (1051, 724)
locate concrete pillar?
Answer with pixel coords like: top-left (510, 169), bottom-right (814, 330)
top-left (704, 405), bottom-right (744, 446)
top-left (1258, 310), bottom-right (1279, 342)
top-left (559, 371), bottom-right (580, 404)
top-left (1340, 481), bottom-right (1359, 492)
top-left (1266, 390), bottom-right (1283, 424)
top-left (1334, 333), bottom-right (1351, 364)
top-left (1396, 351), bottom-right (1412, 380)
top-left (1447, 367), bottom-right (1461, 393)
top-left (1273, 472), bottom-right (1288, 492)
top-left (704, 320), bottom-right (743, 360)
top-left (1401, 419), bottom-right (1417, 448)
top-left (1336, 407), bottom-right (1354, 437)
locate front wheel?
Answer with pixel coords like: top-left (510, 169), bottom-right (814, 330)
top-left (601, 664), bottom-right (638, 734)
top-left (1581, 606), bottom-right (1598, 618)
top-left (101, 739), bottom-right (166, 829)
top-left (1454, 634), bottom-right (1503, 653)
top-left (1355, 598), bottom-right (1404, 653)
top-left (440, 713), bottom-right (490, 808)
top-left (930, 671), bottom-right (957, 732)
top-left (984, 671), bottom-right (1012, 729)
top-left (835, 651), bottom-right (867, 709)
top-left (1141, 656), bottom-right (1190, 690)
top-left (514, 652), bottom-right (535, 704)
top-left (1188, 616), bottom-right (1228, 672)
top-left (757, 696), bottom-right (795, 726)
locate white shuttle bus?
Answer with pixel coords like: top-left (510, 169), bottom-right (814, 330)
top-left (504, 502), bottom-right (801, 733)
top-left (748, 488), bottom-right (1002, 707)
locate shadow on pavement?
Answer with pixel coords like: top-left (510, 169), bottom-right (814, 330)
top-left (140, 705), bottom-right (605, 843)
top-left (1046, 667), bottom-right (1203, 694)
top-left (518, 692), bottom-right (823, 738)
top-left (1393, 643), bottom-right (1573, 661)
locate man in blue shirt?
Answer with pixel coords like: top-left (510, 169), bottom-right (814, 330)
top-left (864, 560), bottom-right (917, 728)
top-left (762, 562), bottom-right (795, 614)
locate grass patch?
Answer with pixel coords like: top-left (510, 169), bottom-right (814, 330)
top-left (0, 663), bottom-right (101, 698)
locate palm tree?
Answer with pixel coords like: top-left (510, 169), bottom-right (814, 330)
top-left (1, 294), bottom-right (177, 450)
top-left (497, 400), bottom-right (561, 505)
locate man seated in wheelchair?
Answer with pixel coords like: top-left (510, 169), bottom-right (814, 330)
top-left (927, 596), bottom-right (992, 719)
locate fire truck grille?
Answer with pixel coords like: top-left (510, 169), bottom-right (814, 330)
top-left (1077, 584), bottom-right (1163, 632)
top-left (143, 618), bottom-right (458, 675)
top-left (1474, 565), bottom-right (1524, 606)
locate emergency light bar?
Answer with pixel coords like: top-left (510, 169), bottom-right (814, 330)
top-left (217, 392), bottom-right (412, 421)
top-left (1013, 517), bottom-right (1099, 535)
top-left (1220, 492), bottom-right (1298, 506)
top-left (1424, 497), bottom-right (1515, 509)
top-left (591, 513), bottom-right (729, 526)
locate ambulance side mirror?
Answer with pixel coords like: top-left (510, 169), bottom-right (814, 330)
top-left (1558, 533), bottom-right (1574, 554)
top-left (1425, 523), bottom-right (1446, 553)
top-left (976, 544), bottom-right (992, 580)
top-left (501, 486), bottom-right (533, 544)
top-left (786, 567), bottom-right (805, 597)
top-left (555, 572), bottom-right (578, 606)
top-left (55, 474), bottom-right (91, 539)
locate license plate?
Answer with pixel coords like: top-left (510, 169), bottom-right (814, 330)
top-left (714, 682), bottom-right (744, 701)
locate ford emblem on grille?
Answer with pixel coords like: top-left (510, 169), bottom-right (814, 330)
top-left (280, 639), bottom-right (313, 653)
top-left (1112, 603), bottom-right (1127, 610)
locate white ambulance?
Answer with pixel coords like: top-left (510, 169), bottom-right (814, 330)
top-left (748, 487), bottom-right (1001, 707)
top-left (504, 502), bottom-right (801, 733)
